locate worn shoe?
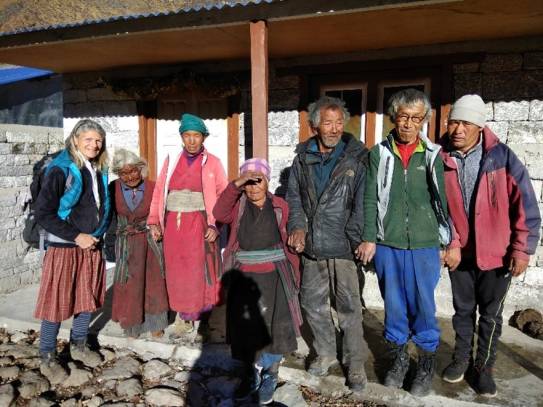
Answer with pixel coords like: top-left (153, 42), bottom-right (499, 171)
top-left (348, 369), bottom-right (368, 394)
top-left (442, 357), bottom-right (471, 383)
top-left (70, 340), bottom-right (102, 368)
top-left (258, 367), bottom-right (279, 405)
top-left (40, 351), bottom-right (68, 385)
top-left (410, 349), bottom-right (437, 397)
top-left (475, 365), bottom-right (497, 397)
top-left (383, 342), bottom-right (409, 388)
top-left (307, 355), bottom-right (339, 376)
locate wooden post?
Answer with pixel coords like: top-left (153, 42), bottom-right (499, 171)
top-left (137, 101), bottom-right (158, 180)
top-left (250, 20), bottom-right (268, 160)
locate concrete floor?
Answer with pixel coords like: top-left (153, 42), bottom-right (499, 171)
top-left (1, 284), bottom-right (542, 407)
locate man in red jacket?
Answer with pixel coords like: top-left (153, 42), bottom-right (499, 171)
top-left (440, 94), bottom-right (541, 397)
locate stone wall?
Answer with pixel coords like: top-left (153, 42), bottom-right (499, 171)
top-left (0, 124), bottom-right (64, 293)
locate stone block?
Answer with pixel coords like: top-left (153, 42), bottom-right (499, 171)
top-left (63, 89), bottom-right (87, 104)
top-left (486, 121), bottom-right (508, 143)
top-left (454, 73), bottom-right (482, 99)
top-left (0, 144), bottom-right (10, 154)
top-left (529, 100), bottom-right (543, 121)
top-left (481, 53), bottom-right (523, 72)
top-left (270, 75), bottom-right (300, 90)
top-left (524, 52), bottom-right (543, 70)
top-left (0, 165), bottom-right (34, 177)
top-left (0, 218), bottom-right (16, 231)
top-left (269, 89), bottom-right (300, 111)
top-left (508, 121), bottom-right (543, 144)
top-left (268, 111), bottom-right (299, 146)
top-left (485, 102), bottom-right (494, 121)
top-left (0, 229), bottom-right (10, 242)
top-left (483, 71), bottom-right (543, 100)
top-left (453, 62), bottom-right (480, 74)
top-left (18, 269), bottom-right (38, 286)
top-left (0, 240), bottom-right (20, 259)
top-left (494, 101), bottom-right (530, 121)
top-left (0, 130), bottom-right (6, 143)
top-left (0, 189), bottom-right (18, 208)
top-left (532, 180), bottom-right (543, 202)
top-left (87, 87), bottom-right (131, 102)
top-left (0, 275), bottom-right (20, 293)
top-left (521, 267), bottom-right (543, 286)
top-left (0, 176), bottom-right (31, 188)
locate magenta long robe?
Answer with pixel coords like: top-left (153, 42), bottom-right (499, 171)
top-left (163, 153), bottom-right (221, 316)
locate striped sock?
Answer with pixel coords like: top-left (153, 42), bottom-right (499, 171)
top-left (39, 320), bottom-right (60, 354)
top-left (70, 312), bottom-right (91, 343)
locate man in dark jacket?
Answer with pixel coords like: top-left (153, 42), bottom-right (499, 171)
top-left (440, 94), bottom-right (541, 397)
top-left (286, 96), bottom-right (369, 394)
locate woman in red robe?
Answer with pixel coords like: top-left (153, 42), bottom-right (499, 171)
top-left (148, 113), bottom-right (228, 340)
top-left (107, 149), bottom-right (169, 338)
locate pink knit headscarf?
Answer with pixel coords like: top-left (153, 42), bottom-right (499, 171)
top-left (239, 158), bottom-right (271, 180)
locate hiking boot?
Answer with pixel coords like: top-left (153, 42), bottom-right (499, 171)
top-left (258, 363), bottom-right (279, 405)
top-left (70, 340), bottom-right (102, 368)
top-left (410, 349), bottom-right (436, 397)
top-left (383, 342), bottom-right (409, 388)
top-left (40, 351), bottom-right (68, 385)
top-left (475, 365), bottom-right (497, 397)
top-left (442, 356), bottom-right (471, 383)
top-left (348, 369), bottom-right (368, 394)
top-left (307, 355), bottom-right (338, 376)
top-left (235, 365), bottom-right (259, 401)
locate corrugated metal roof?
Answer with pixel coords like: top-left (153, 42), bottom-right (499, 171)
top-left (0, 66), bottom-right (53, 85)
top-left (0, 0), bottom-right (277, 37)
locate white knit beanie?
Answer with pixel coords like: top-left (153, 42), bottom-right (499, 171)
top-left (449, 94), bottom-right (486, 128)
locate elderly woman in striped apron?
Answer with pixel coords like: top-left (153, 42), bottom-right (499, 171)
top-left (213, 158), bottom-right (302, 405)
top-left (148, 113), bottom-right (228, 341)
top-left (107, 149), bottom-right (169, 339)
top-left (34, 119), bottom-right (111, 376)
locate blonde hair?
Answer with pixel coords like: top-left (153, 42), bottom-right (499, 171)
top-left (111, 148), bottom-right (148, 177)
top-left (65, 119), bottom-right (108, 171)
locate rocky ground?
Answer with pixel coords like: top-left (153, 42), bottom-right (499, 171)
top-left (0, 328), bottom-right (385, 406)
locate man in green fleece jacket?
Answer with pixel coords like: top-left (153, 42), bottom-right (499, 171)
top-left (358, 88), bottom-right (450, 397)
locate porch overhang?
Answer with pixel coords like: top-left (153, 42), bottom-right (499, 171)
top-left (0, 0), bottom-right (541, 73)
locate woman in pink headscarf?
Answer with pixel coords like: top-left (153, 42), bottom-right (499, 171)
top-left (213, 158), bottom-right (302, 405)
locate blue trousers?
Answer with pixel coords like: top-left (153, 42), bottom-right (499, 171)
top-left (374, 245), bottom-right (441, 352)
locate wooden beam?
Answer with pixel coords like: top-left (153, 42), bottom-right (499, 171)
top-left (227, 113), bottom-right (240, 181)
top-left (137, 101), bottom-right (158, 181)
top-left (298, 111), bottom-right (311, 142)
top-left (250, 20), bottom-right (268, 159)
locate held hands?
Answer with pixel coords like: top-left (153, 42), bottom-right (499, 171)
top-left (443, 247), bottom-right (461, 271)
top-left (355, 242), bottom-right (376, 265)
top-left (288, 229), bottom-right (306, 253)
top-left (509, 257), bottom-right (529, 277)
top-left (149, 224), bottom-right (162, 242)
top-left (234, 171), bottom-right (263, 188)
top-left (75, 233), bottom-right (99, 250)
top-left (205, 227), bottom-right (219, 243)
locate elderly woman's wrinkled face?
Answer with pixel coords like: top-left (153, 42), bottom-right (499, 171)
top-left (182, 130), bottom-right (205, 155)
top-left (118, 165), bottom-right (143, 188)
top-left (244, 172), bottom-right (268, 204)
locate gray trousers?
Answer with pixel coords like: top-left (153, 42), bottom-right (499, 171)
top-left (300, 257), bottom-right (368, 372)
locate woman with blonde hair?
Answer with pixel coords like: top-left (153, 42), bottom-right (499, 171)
top-left (34, 119), bottom-right (111, 373)
top-left (107, 149), bottom-right (169, 338)
top-left (148, 113), bottom-right (228, 340)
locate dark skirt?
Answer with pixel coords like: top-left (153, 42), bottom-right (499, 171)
top-left (226, 269), bottom-right (297, 363)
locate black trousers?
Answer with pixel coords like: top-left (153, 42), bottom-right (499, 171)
top-left (449, 262), bottom-right (512, 367)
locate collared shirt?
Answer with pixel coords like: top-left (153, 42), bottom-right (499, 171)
top-left (450, 136), bottom-right (483, 218)
top-left (306, 138), bottom-right (346, 198)
top-left (121, 181), bottom-right (145, 212)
